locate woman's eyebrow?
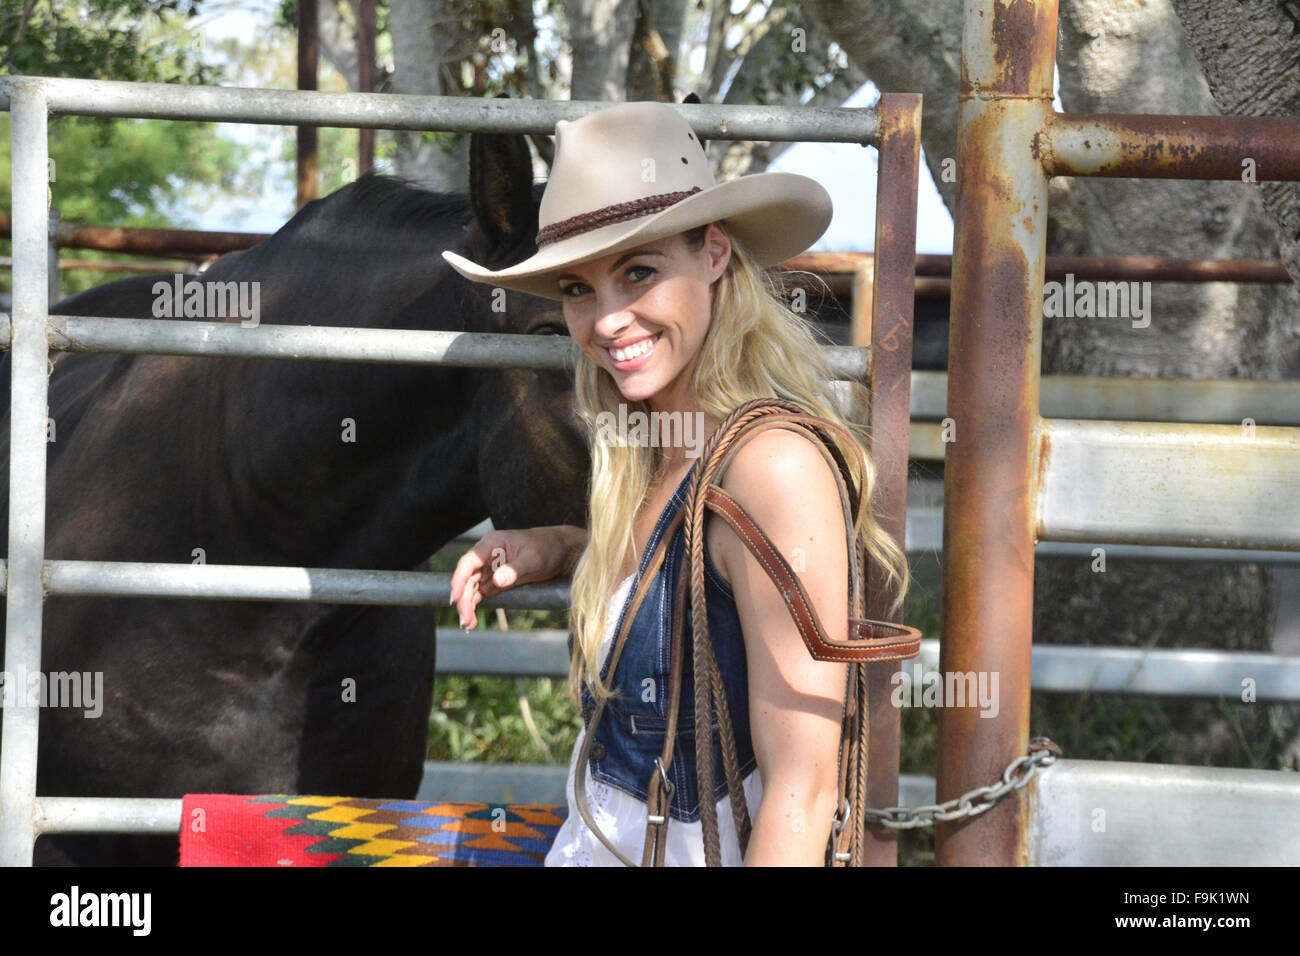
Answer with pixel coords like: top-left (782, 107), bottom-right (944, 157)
top-left (557, 250), bottom-right (666, 282)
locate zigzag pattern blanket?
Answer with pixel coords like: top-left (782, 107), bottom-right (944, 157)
top-left (179, 794), bottom-right (568, 867)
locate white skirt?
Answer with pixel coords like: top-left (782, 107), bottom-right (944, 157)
top-left (545, 725), bottom-right (764, 867)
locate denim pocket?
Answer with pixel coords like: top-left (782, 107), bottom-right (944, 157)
top-left (627, 713), bottom-right (697, 736)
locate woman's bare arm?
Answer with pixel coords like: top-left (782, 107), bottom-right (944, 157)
top-left (711, 427), bottom-right (850, 866)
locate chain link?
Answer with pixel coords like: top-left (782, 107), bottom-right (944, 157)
top-left (864, 737), bottom-right (1062, 830)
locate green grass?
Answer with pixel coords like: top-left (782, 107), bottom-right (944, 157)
top-left (426, 551), bottom-right (581, 766)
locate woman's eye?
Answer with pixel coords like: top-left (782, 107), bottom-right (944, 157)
top-left (560, 266), bottom-right (653, 298)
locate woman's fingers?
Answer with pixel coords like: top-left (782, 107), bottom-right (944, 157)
top-left (450, 543), bottom-right (492, 629)
top-left (448, 545), bottom-right (483, 606)
top-left (448, 531), bottom-right (546, 632)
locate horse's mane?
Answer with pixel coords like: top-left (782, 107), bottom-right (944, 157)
top-left (293, 171), bottom-right (472, 237)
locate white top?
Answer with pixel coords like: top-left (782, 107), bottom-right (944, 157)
top-left (545, 573), bottom-right (763, 867)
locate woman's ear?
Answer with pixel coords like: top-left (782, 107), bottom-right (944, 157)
top-left (705, 222), bottom-right (732, 281)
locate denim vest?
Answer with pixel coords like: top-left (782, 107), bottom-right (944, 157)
top-left (578, 461), bottom-right (757, 823)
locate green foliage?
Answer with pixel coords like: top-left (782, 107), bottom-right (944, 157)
top-left (0, 1), bottom-right (260, 296)
top-left (1, 0), bottom-right (216, 83)
top-left (1, 113), bottom-right (245, 224)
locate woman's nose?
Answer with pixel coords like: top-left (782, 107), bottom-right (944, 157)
top-left (594, 300), bottom-right (637, 340)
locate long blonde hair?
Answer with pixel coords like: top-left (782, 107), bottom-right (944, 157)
top-left (566, 222), bottom-right (910, 704)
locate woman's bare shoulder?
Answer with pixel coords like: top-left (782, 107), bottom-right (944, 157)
top-left (709, 425), bottom-right (846, 582)
top-left (722, 425), bottom-right (838, 491)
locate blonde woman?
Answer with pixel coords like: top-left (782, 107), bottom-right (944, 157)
top-left (445, 100), bottom-right (909, 866)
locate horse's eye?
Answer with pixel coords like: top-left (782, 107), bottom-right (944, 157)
top-left (533, 322), bottom-right (567, 336)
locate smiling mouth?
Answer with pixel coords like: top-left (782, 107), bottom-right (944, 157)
top-left (608, 333), bottom-right (661, 364)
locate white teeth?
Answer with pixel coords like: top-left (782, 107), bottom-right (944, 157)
top-left (610, 334), bottom-right (658, 363)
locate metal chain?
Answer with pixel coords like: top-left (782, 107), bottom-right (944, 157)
top-left (864, 737), bottom-right (1063, 830)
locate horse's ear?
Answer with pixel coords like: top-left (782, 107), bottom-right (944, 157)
top-left (681, 92), bottom-right (705, 153)
top-left (468, 92), bottom-right (538, 248)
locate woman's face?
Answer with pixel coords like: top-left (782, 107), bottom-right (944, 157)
top-left (557, 223), bottom-right (731, 413)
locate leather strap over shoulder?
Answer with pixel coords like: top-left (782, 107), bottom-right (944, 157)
top-left (693, 402), bottom-right (921, 663)
top-left (704, 484), bottom-right (921, 662)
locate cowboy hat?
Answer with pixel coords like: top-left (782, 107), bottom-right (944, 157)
top-left (440, 100), bottom-right (833, 301)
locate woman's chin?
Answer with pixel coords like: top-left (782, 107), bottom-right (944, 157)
top-left (613, 377), bottom-right (659, 403)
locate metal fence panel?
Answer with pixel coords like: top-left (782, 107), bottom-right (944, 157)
top-left (1029, 759), bottom-right (1300, 866)
top-left (1038, 419), bottom-right (1300, 550)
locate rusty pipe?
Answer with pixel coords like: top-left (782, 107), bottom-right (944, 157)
top-left (0, 214), bottom-right (267, 258)
top-left (1042, 113), bottom-right (1300, 181)
top-left (861, 92), bottom-right (923, 866)
top-left (936, 0), bottom-right (1057, 868)
top-left (784, 251), bottom-right (1291, 284)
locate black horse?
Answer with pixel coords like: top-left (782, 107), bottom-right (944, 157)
top-left (0, 125), bottom-right (591, 865)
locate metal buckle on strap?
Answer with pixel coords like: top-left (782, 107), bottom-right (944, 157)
top-left (830, 797), bottom-right (852, 862)
top-left (646, 758), bottom-right (676, 826)
top-left (830, 796), bottom-right (850, 834)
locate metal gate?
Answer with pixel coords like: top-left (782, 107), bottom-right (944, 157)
top-left (0, 76), bottom-right (921, 866)
top-left (6, 0), bottom-right (1298, 870)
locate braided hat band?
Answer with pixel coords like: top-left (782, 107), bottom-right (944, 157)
top-left (536, 187), bottom-right (704, 248)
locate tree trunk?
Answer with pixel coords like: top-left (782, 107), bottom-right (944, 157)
top-left (626, 0), bottom-right (690, 101)
top-left (387, 0), bottom-right (470, 190)
top-left (565, 0), bottom-right (640, 102)
top-left (317, 0), bottom-right (361, 91)
top-left (1172, 0), bottom-right (1300, 285)
top-left (805, 0), bottom-right (962, 208)
top-left (1049, 0), bottom-right (1300, 379)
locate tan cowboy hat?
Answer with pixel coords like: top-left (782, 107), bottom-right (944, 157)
top-left (441, 100), bottom-right (833, 301)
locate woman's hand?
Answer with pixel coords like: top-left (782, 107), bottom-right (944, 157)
top-left (448, 525), bottom-right (588, 630)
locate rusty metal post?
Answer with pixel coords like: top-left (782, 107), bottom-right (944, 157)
top-left (296, 0), bottom-right (319, 207)
top-left (936, 0), bottom-right (1057, 866)
top-left (863, 92), bottom-right (922, 866)
top-left (357, 0), bottom-right (378, 174)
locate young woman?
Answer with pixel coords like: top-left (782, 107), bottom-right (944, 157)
top-left (444, 100), bottom-right (909, 866)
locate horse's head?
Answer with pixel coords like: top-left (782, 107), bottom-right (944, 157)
top-left (215, 143), bottom-right (591, 537)
top-left (449, 110), bottom-right (591, 531)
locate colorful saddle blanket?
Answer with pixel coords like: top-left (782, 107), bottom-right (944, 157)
top-left (179, 794), bottom-right (568, 867)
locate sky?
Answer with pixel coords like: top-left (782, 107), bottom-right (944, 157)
top-left (189, 5), bottom-right (1068, 256)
